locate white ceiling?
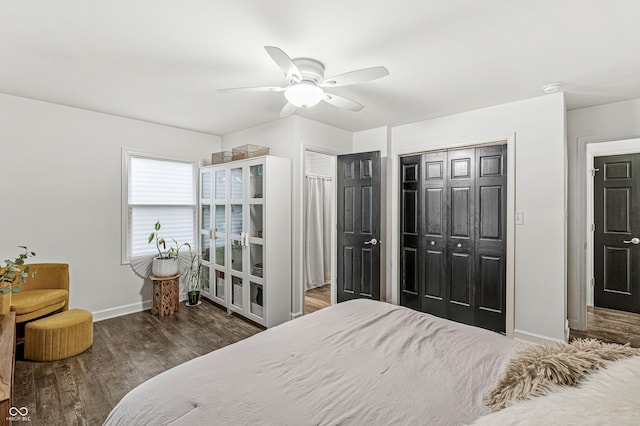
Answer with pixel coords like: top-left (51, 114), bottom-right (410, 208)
top-left (2, 0), bottom-right (639, 136)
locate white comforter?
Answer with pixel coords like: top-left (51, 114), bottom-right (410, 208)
top-left (105, 300), bottom-right (525, 425)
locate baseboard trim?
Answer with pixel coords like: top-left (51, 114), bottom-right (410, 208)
top-left (92, 300), bottom-right (152, 322)
top-left (92, 293), bottom-right (188, 322)
top-left (291, 311), bottom-right (303, 320)
top-left (513, 329), bottom-right (566, 345)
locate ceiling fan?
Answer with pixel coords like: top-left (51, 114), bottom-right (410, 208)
top-left (218, 46), bottom-right (389, 117)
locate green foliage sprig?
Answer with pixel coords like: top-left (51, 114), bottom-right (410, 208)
top-left (1, 246), bottom-right (36, 294)
top-left (183, 252), bottom-right (208, 292)
top-left (148, 221), bottom-right (191, 259)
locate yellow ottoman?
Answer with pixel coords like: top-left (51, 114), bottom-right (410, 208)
top-left (24, 308), bottom-right (93, 361)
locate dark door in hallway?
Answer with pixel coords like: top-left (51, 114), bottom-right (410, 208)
top-left (594, 153), bottom-right (640, 313)
top-left (336, 151), bottom-right (381, 302)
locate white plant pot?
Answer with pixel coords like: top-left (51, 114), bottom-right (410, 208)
top-left (152, 257), bottom-right (179, 277)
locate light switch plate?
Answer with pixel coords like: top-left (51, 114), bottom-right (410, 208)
top-left (515, 211), bottom-right (524, 225)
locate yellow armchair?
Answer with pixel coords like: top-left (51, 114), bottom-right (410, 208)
top-left (10, 263), bottom-right (69, 323)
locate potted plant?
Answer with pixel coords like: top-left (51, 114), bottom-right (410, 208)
top-left (1, 246), bottom-right (36, 314)
top-left (148, 221), bottom-right (190, 277)
top-left (183, 252), bottom-right (208, 306)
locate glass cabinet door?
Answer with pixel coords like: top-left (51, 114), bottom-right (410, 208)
top-left (230, 167), bottom-right (243, 200)
top-left (214, 269), bottom-right (225, 300)
top-left (215, 169), bottom-right (226, 201)
top-left (250, 204), bottom-right (263, 239)
top-left (249, 164), bottom-right (263, 199)
top-left (208, 167), bottom-right (227, 304)
top-left (199, 169), bottom-right (213, 298)
top-left (230, 237), bottom-right (243, 272)
top-left (201, 170), bottom-right (212, 200)
top-left (231, 275), bottom-right (244, 309)
top-left (246, 161), bottom-right (265, 320)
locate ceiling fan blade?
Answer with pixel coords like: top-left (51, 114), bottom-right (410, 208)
top-left (280, 102), bottom-right (297, 118)
top-left (320, 66), bottom-right (389, 87)
top-left (217, 86), bottom-right (285, 93)
top-left (322, 93), bottom-right (364, 112)
top-left (265, 46), bottom-right (302, 83)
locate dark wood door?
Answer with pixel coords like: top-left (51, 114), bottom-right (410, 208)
top-left (400, 155), bottom-right (421, 310)
top-left (446, 147), bottom-right (476, 325)
top-left (420, 151), bottom-right (448, 317)
top-left (473, 145), bottom-right (507, 331)
top-left (399, 144), bottom-right (506, 332)
top-left (594, 153), bottom-right (640, 313)
top-left (337, 151), bottom-right (381, 302)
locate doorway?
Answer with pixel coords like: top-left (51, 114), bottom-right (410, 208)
top-left (592, 153), bottom-right (640, 313)
top-left (303, 150), bottom-right (336, 314)
top-left (574, 138), bottom-right (640, 341)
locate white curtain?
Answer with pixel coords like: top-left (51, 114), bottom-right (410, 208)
top-left (305, 175), bottom-right (332, 290)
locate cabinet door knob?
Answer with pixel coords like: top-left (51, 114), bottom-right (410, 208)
top-left (457, 243), bottom-right (462, 248)
top-left (430, 241), bottom-right (436, 246)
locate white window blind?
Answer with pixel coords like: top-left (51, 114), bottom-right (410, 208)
top-left (125, 155), bottom-right (196, 260)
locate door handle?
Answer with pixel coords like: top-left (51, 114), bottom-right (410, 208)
top-left (364, 238), bottom-right (378, 246)
top-left (623, 237), bottom-right (640, 245)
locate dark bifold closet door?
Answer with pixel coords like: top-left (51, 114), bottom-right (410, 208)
top-left (594, 153), bottom-right (640, 313)
top-left (400, 144), bottom-right (507, 332)
top-left (337, 151), bottom-right (381, 302)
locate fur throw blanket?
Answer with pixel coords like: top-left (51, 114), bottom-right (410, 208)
top-left (485, 338), bottom-right (640, 411)
top-left (473, 354), bottom-right (640, 425)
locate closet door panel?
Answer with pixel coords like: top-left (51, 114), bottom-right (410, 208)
top-left (479, 186), bottom-right (502, 240)
top-left (474, 145), bottom-right (507, 332)
top-left (421, 151), bottom-right (447, 317)
top-left (446, 148), bottom-right (475, 325)
top-left (477, 253), bottom-right (504, 312)
top-left (400, 144), bottom-right (507, 333)
top-left (400, 155), bottom-right (421, 310)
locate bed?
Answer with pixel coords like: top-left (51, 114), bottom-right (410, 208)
top-left (105, 299), bottom-right (527, 425)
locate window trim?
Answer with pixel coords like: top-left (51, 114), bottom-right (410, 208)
top-left (121, 149), bottom-right (200, 265)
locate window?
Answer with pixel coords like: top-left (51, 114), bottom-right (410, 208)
top-left (122, 151), bottom-right (197, 262)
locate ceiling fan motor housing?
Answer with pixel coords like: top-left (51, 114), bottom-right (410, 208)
top-left (291, 58), bottom-right (325, 84)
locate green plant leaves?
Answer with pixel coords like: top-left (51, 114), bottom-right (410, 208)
top-left (1, 245), bottom-right (35, 293)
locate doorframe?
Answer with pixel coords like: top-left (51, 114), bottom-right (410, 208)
top-left (301, 146), bottom-right (339, 315)
top-left (389, 134), bottom-right (516, 337)
top-left (584, 138), bottom-right (640, 315)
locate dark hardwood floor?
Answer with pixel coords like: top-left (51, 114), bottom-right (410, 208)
top-left (13, 300), bottom-right (262, 426)
top-left (304, 284), bottom-right (331, 314)
top-left (570, 306), bottom-right (640, 347)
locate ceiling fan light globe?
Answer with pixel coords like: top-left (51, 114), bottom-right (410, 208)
top-left (284, 83), bottom-right (323, 108)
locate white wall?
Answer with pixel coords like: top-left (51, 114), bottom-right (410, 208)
top-left (0, 94), bottom-right (221, 319)
top-left (566, 98), bottom-right (640, 330)
top-left (390, 93), bottom-right (567, 341)
top-left (353, 127), bottom-right (388, 157)
top-left (222, 116), bottom-right (353, 316)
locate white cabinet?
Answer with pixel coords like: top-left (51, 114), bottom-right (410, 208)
top-left (199, 156), bottom-right (291, 327)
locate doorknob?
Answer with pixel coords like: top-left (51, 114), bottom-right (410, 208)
top-left (364, 238), bottom-right (378, 246)
top-left (623, 237), bottom-right (640, 245)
